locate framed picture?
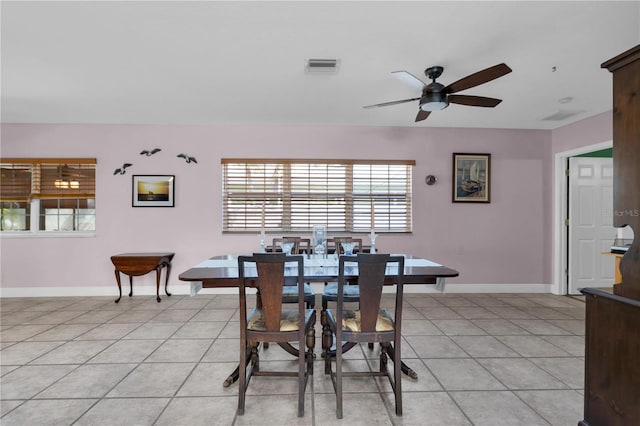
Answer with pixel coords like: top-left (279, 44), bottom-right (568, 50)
top-left (132, 175), bottom-right (175, 207)
top-left (452, 153), bottom-right (491, 203)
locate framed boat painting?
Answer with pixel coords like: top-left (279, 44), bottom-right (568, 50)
top-left (132, 175), bottom-right (175, 207)
top-left (452, 153), bottom-right (491, 203)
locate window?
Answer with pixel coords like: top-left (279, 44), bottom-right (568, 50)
top-left (222, 159), bottom-right (414, 233)
top-left (0, 158), bottom-right (96, 233)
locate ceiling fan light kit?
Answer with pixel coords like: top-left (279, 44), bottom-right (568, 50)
top-left (364, 63), bottom-right (512, 122)
top-left (420, 92), bottom-right (449, 111)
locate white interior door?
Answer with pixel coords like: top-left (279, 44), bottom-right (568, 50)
top-left (568, 157), bottom-right (616, 294)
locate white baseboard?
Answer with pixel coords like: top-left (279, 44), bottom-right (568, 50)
top-left (0, 282), bottom-right (552, 298)
top-left (377, 283), bottom-right (551, 294)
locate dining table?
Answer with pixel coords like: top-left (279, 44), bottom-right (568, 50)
top-left (179, 253), bottom-right (459, 386)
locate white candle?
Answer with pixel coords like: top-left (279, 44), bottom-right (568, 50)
top-left (370, 200), bottom-right (375, 232)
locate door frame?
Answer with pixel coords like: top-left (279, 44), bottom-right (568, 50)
top-left (552, 140), bottom-right (612, 295)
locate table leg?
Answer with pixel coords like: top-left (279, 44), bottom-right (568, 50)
top-left (223, 344), bottom-right (254, 387)
top-left (382, 344), bottom-right (418, 379)
top-left (114, 270), bottom-right (122, 303)
top-left (164, 262), bottom-right (172, 297)
top-left (128, 276), bottom-right (133, 297)
top-left (324, 342), bottom-right (417, 379)
top-left (155, 266), bottom-right (161, 303)
top-left (277, 342), bottom-right (300, 357)
top-left (224, 366), bottom-right (240, 387)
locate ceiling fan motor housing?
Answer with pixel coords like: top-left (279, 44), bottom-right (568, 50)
top-left (420, 83), bottom-right (449, 111)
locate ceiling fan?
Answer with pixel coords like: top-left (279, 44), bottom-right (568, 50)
top-left (363, 63), bottom-right (512, 122)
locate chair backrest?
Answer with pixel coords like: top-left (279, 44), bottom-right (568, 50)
top-left (338, 254), bottom-right (404, 333)
top-left (238, 253), bottom-right (305, 332)
top-left (327, 237), bottom-right (363, 254)
top-left (271, 237), bottom-right (311, 254)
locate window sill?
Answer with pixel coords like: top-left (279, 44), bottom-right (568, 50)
top-left (0, 231), bottom-right (96, 239)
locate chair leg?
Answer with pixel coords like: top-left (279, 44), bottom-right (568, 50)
top-left (238, 342), bottom-right (248, 415)
top-left (380, 349), bottom-right (388, 373)
top-left (394, 341), bottom-right (402, 416)
top-left (298, 387), bottom-right (304, 417)
top-left (336, 340), bottom-right (343, 419)
top-left (298, 336), bottom-right (305, 417)
top-left (321, 311), bottom-right (333, 374)
top-left (306, 296), bottom-right (316, 309)
top-left (306, 325), bottom-right (316, 375)
top-left (250, 343), bottom-right (259, 372)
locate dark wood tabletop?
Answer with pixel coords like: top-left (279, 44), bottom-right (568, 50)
top-left (179, 254), bottom-right (459, 288)
top-left (110, 252), bottom-right (175, 275)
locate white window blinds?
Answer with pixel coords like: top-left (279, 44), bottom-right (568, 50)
top-left (222, 159), bottom-right (414, 233)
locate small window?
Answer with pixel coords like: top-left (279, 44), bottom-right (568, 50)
top-left (0, 204), bottom-right (28, 231)
top-left (1, 158), bottom-right (96, 234)
top-left (222, 159), bottom-right (414, 233)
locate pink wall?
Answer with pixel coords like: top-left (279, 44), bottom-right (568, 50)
top-left (552, 111), bottom-right (612, 154)
top-left (1, 122), bottom-right (560, 292)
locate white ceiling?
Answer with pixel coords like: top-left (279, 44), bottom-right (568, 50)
top-left (2, 1), bottom-right (639, 130)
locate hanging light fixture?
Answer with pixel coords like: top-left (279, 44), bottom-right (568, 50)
top-left (54, 165), bottom-right (81, 189)
top-left (54, 179), bottom-right (79, 189)
top-left (55, 179), bottom-right (68, 189)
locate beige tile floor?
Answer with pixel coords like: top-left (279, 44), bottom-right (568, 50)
top-left (0, 293), bottom-right (585, 425)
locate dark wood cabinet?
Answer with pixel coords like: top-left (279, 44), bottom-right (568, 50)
top-left (580, 44), bottom-right (640, 426)
top-left (606, 44), bottom-right (640, 301)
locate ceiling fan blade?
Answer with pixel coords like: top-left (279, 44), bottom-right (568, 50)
top-left (415, 110), bottom-right (431, 122)
top-left (363, 97), bottom-right (420, 109)
top-left (60, 165), bottom-right (91, 178)
top-left (391, 71), bottom-right (427, 91)
top-left (444, 63), bottom-right (512, 94)
top-left (448, 95), bottom-right (503, 108)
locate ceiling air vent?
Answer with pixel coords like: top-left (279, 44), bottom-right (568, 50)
top-left (305, 58), bottom-right (339, 73)
top-left (541, 109), bottom-right (585, 121)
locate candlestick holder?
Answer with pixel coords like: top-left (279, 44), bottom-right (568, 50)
top-left (259, 232), bottom-right (266, 253)
top-left (368, 233), bottom-right (377, 253)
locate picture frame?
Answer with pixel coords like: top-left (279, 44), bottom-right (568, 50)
top-left (132, 175), bottom-right (175, 207)
top-left (452, 153), bottom-right (491, 203)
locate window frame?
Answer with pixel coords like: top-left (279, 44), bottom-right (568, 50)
top-left (221, 158), bottom-right (415, 234)
top-left (1, 158), bottom-right (96, 235)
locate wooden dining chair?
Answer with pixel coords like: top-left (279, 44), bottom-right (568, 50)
top-left (271, 237), bottom-right (315, 309)
top-left (326, 237), bottom-right (363, 255)
top-left (271, 237), bottom-right (311, 255)
top-left (322, 237), bottom-right (363, 310)
top-left (322, 254), bottom-right (405, 419)
top-left (237, 253), bottom-right (316, 417)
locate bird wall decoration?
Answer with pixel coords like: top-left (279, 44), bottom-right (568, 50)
top-left (113, 163), bottom-right (132, 175)
top-left (177, 153), bottom-right (197, 164)
top-left (140, 148), bottom-right (162, 156)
